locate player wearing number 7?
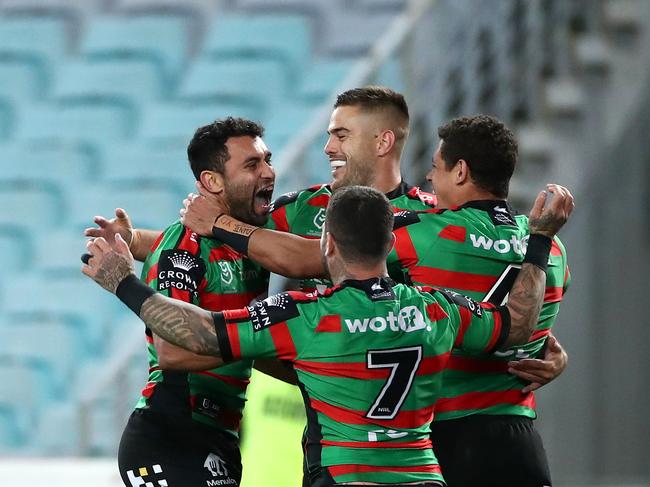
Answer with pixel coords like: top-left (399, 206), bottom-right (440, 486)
top-left (83, 185), bottom-right (573, 487)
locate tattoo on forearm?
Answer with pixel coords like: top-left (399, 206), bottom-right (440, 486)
top-left (505, 264), bottom-right (545, 347)
top-left (96, 252), bottom-right (134, 293)
top-left (140, 295), bottom-right (222, 357)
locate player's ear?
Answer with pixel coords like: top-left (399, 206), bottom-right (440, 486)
top-left (376, 129), bottom-right (396, 156)
top-left (324, 231), bottom-right (336, 257)
top-left (455, 159), bottom-right (470, 185)
top-left (389, 232), bottom-right (396, 252)
top-left (200, 170), bottom-right (225, 194)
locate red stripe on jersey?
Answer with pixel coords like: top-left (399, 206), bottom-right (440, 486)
top-left (410, 266), bottom-right (495, 292)
top-left (310, 399), bottom-right (433, 429)
top-left (196, 371), bottom-right (250, 390)
top-left (308, 194), bottom-right (330, 207)
top-left (438, 225), bottom-right (467, 242)
top-left (321, 438), bottom-right (432, 449)
top-left (426, 302), bottom-right (449, 322)
top-left (315, 315), bottom-right (342, 332)
top-left (329, 463), bottom-right (441, 477)
top-left (226, 323), bottom-right (242, 361)
top-left (271, 205), bottom-right (289, 232)
top-left (150, 231), bottom-right (165, 253)
top-left (446, 356), bottom-right (509, 373)
top-left (200, 291), bottom-right (258, 311)
top-left (223, 308), bottom-right (251, 321)
top-left (270, 322), bottom-right (297, 360)
top-left (530, 328), bottom-right (551, 342)
top-left (454, 306), bottom-right (472, 347)
top-left (189, 397), bottom-right (243, 432)
top-left (393, 227), bottom-right (418, 268)
top-left (435, 389), bottom-right (536, 413)
top-left (170, 287), bottom-right (191, 302)
top-left (544, 286), bottom-right (563, 303)
top-left (405, 186), bottom-right (437, 208)
top-left (145, 334), bottom-right (154, 344)
top-left (485, 308), bottom-right (503, 351)
top-left (141, 382), bottom-right (156, 398)
top-left (177, 228), bottom-right (201, 253)
top-left (550, 240), bottom-right (562, 256)
top-left (146, 263), bottom-right (158, 284)
top-left (295, 354), bottom-right (449, 380)
top-left (208, 245), bottom-right (244, 262)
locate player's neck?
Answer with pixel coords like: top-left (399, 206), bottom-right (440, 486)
top-left (449, 186), bottom-right (503, 208)
top-left (371, 159), bottom-right (402, 194)
top-left (330, 262), bottom-right (389, 285)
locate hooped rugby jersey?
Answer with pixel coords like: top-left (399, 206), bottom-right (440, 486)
top-left (137, 221), bottom-right (268, 436)
top-left (266, 181), bottom-right (436, 292)
top-left (213, 277), bottom-right (510, 485)
top-left (387, 200), bottom-right (570, 420)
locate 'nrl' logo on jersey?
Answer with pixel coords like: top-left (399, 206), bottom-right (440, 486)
top-left (470, 234), bottom-right (528, 255)
top-left (313, 208), bottom-right (326, 230)
top-left (344, 306), bottom-right (428, 333)
top-left (218, 261), bottom-right (234, 285)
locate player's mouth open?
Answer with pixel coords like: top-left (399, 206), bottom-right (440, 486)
top-left (254, 186), bottom-right (274, 213)
top-left (330, 159), bottom-right (346, 177)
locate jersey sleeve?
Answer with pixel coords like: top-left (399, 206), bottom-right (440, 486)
top-left (265, 191), bottom-right (300, 232)
top-left (142, 224), bottom-right (207, 305)
top-left (212, 291), bottom-right (313, 362)
top-left (436, 289), bottom-right (511, 353)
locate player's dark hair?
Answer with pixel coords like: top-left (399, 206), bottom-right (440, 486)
top-left (437, 115), bottom-right (518, 198)
top-left (187, 117), bottom-right (264, 180)
top-left (326, 186), bottom-right (394, 264)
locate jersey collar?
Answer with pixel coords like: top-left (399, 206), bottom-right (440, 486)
top-left (459, 199), bottom-right (516, 213)
top-left (384, 180), bottom-right (412, 200)
top-left (339, 277), bottom-right (396, 301)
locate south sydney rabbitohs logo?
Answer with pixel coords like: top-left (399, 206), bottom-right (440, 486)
top-left (157, 250), bottom-right (205, 298)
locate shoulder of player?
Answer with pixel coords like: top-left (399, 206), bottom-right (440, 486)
top-left (392, 185), bottom-right (437, 209)
top-left (270, 184), bottom-right (330, 212)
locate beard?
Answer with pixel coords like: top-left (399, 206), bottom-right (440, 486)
top-left (224, 183), bottom-right (269, 226)
top-left (331, 157), bottom-right (376, 191)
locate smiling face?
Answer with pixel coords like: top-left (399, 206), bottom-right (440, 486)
top-left (426, 140), bottom-right (458, 209)
top-left (324, 105), bottom-right (378, 191)
top-left (222, 135), bottom-right (275, 226)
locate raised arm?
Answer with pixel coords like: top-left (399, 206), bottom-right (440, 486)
top-left (180, 189), bottom-right (324, 279)
top-left (502, 184), bottom-right (574, 348)
top-left (84, 208), bottom-right (161, 262)
top-left (82, 235), bottom-right (223, 361)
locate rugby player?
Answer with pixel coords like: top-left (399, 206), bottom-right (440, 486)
top-left (83, 184), bottom-right (574, 487)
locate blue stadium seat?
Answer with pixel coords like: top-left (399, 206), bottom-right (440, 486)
top-left (0, 183), bottom-right (63, 232)
top-left (0, 323), bottom-right (76, 399)
top-left (0, 16), bottom-right (69, 72)
top-left (0, 141), bottom-right (96, 185)
top-left (138, 102), bottom-right (262, 148)
top-left (0, 361), bottom-right (39, 447)
top-left (0, 57), bottom-right (47, 104)
top-left (1, 276), bottom-right (120, 355)
top-left (202, 14), bottom-right (311, 84)
top-left (35, 230), bottom-right (88, 277)
top-left (262, 102), bottom-right (319, 150)
top-left (100, 143), bottom-right (194, 193)
top-left (177, 59), bottom-right (288, 119)
top-left (52, 59), bottom-right (166, 111)
top-left (67, 183), bottom-right (186, 231)
top-left (79, 15), bottom-right (189, 86)
top-left (26, 401), bottom-right (79, 455)
top-left (0, 226), bottom-right (29, 272)
top-left (298, 59), bottom-right (355, 104)
top-left (14, 103), bottom-right (133, 148)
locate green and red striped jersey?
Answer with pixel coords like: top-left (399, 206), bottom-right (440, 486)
top-left (387, 200), bottom-right (570, 420)
top-left (266, 182), bottom-right (436, 292)
top-left (213, 277), bottom-right (510, 485)
top-left (137, 221), bottom-right (269, 436)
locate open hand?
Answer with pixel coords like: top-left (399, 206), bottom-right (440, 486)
top-left (84, 208), bottom-right (134, 247)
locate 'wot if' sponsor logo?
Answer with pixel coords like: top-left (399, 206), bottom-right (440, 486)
top-left (344, 306), bottom-right (428, 333)
top-left (470, 234), bottom-right (528, 255)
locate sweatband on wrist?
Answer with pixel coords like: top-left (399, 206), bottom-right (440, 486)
top-left (211, 215), bottom-right (258, 255)
top-left (523, 234), bottom-right (552, 271)
top-left (116, 274), bottom-right (156, 316)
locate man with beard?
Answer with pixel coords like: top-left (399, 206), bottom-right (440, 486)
top-left (82, 184), bottom-right (574, 487)
top-left (180, 115), bottom-right (570, 487)
top-left (88, 117), bottom-right (275, 487)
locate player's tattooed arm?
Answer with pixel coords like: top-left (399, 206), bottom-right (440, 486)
top-left (141, 295), bottom-right (223, 360)
top-left (503, 184), bottom-right (574, 347)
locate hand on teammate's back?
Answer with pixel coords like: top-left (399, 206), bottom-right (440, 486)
top-left (84, 208), bottom-right (134, 246)
top-left (528, 184), bottom-right (575, 238)
top-left (81, 234), bottom-right (135, 294)
top-left (180, 181), bottom-right (230, 236)
top-left (508, 335), bottom-right (568, 393)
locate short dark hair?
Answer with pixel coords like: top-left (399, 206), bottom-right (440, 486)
top-left (187, 117), bottom-right (264, 180)
top-left (437, 115), bottom-right (518, 198)
top-left (326, 186), bottom-right (394, 264)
